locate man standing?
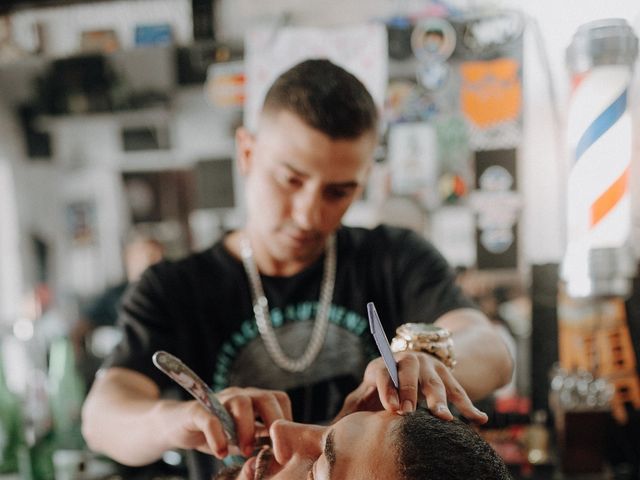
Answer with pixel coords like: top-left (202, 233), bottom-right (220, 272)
top-left (82, 59), bottom-right (512, 478)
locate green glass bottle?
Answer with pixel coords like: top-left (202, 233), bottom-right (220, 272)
top-left (47, 337), bottom-right (86, 451)
top-left (0, 346), bottom-right (22, 474)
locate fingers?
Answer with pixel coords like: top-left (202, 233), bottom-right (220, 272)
top-left (418, 361), bottom-right (453, 421)
top-left (224, 394), bottom-right (256, 456)
top-left (219, 387), bottom-right (292, 455)
top-left (189, 404), bottom-right (232, 458)
top-left (418, 356), bottom-right (487, 424)
top-left (396, 354), bottom-right (420, 413)
top-left (373, 362), bottom-right (400, 411)
top-left (439, 367), bottom-right (488, 424)
top-left (356, 352), bottom-right (488, 424)
top-left (252, 390), bottom-right (287, 429)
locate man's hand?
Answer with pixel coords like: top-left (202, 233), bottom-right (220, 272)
top-left (82, 369), bottom-right (292, 466)
top-left (159, 387), bottom-right (292, 459)
top-left (336, 352), bottom-right (488, 423)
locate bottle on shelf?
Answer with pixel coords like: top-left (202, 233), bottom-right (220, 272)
top-left (48, 337), bottom-right (86, 451)
top-left (0, 343), bottom-right (23, 474)
top-left (526, 409), bottom-right (551, 466)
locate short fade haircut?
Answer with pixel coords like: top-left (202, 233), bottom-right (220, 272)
top-left (396, 409), bottom-right (512, 480)
top-left (261, 58), bottom-right (379, 139)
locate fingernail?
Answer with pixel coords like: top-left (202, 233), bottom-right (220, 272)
top-left (402, 400), bottom-right (413, 413)
top-left (391, 391), bottom-right (400, 408)
top-left (436, 404), bottom-right (450, 416)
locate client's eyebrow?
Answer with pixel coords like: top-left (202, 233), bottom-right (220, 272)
top-left (324, 428), bottom-right (336, 478)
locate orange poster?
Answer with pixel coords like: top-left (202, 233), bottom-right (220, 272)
top-left (460, 58), bottom-right (522, 128)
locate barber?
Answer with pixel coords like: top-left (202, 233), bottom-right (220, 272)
top-left (82, 59), bottom-right (513, 478)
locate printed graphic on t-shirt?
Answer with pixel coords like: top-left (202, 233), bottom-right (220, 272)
top-left (212, 302), bottom-right (378, 421)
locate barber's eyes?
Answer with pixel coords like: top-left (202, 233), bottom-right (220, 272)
top-left (277, 172), bottom-right (303, 188)
top-left (324, 187), bottom-right (350, 201)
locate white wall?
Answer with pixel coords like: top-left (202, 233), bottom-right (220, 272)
top-left (0, 163), bottom-right (19, 322)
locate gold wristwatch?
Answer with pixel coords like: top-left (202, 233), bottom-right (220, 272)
top-left (390, 323), bottom-right (457, 370)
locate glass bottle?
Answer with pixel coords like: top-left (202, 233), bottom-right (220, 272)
top-left (48, 337), bottom-right (86, 451)
top-left (0, 344), bottom-right (23, 473)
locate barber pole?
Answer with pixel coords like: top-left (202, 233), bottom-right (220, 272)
top-left (562, 19), bottom-right (638, 298)
top-left (556, 20), bottom-right (640, 428)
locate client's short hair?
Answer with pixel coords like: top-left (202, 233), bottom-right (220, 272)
top-left (261, 59), bottom-right (378, 139)
top-left (396, 409), bottom-right (511, 480)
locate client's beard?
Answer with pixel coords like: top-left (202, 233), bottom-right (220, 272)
top-left (213, 465), bottom-right (242, 480)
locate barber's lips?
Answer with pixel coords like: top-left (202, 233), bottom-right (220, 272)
top-left (287, 233), bottom-right (310, 244)
top-left (286, 232), bottom-right (318, 247)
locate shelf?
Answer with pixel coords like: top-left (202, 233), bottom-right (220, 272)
top-left (35, 105), bottom-right (172, 129)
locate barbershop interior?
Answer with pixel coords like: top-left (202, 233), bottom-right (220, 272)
top-left (0, 0), bottom-right (640, 479)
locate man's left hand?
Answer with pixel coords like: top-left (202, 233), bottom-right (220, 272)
top-left (336, 352), bottom-right (488, 423)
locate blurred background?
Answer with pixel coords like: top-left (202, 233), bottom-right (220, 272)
top-left (0, 0), bottom-right (639, 479)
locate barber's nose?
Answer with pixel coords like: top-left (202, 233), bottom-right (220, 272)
top-left (270, 420), bottom-right (326, 464)
top-left (292, 189), bottom-right (323, 231)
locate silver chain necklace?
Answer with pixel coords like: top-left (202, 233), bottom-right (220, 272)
top-left (240, 234), bottom-right (336, 372)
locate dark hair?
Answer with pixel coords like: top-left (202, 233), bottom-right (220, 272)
top-left (395, 409), bottom-right (512, 480)
top-left (261, 58), bottom-right (378, 139)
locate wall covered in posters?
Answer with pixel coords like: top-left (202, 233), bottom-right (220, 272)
top-left (383, 8), bottom-right (524, 271)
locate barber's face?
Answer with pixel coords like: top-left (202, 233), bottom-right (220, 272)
top-left (227, 411), bottom-right (400, 479)
top-left (236, 111), bottom-right (375, 268)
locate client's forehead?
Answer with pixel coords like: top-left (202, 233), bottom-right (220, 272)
top-left (330, 411), bottom-right (401, 479)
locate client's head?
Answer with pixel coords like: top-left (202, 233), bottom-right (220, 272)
top-left (215, 409), bottom-right (511, 479)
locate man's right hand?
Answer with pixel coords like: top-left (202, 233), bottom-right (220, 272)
top-left (159, 387), bottom-right (292, 458)
top-left (82, 368), bottom-right (291, 466)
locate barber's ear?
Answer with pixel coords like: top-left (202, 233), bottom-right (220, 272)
top-left (354, 162), bottom-right (373, 200)
top-left (235, 127), bottom-right (255, 175)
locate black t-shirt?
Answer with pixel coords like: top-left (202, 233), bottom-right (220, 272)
top-left (104, 224), bottom-right (475, 477)
top-left (82, 282), bottom-right (128, 327)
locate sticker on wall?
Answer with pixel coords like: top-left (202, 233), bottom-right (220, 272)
top-left (469, 148), bottom-right (521, 270)
top-left (460, 10), bottom-right (524, 58)
top-left (66, 201), bottom-right (97, 246)
top-left (435, 115), bottom-right (471, 204)
top-left (438, 172), bottom-right (467, 204)
top-left (430, 206), bottom-right (475, 267)
top-left (416, 61), bottom-right (450, 91)
top-left (384, 80), bottom-right (440, 123)
top-left (411, 18), bottom-right (456, 93)
top-left (460, 58), bottom-right (522, 150)
top-left (411, 18), bottom-right (456, 62)
top-left (205, 61), bottom-right (245, 108)
top-left (387, 122), bottom-right (439, 209)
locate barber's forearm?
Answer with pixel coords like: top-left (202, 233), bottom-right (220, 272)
top-left (81, 368), bottom-right (175, 466)
top-left (436, 309), bottom-right (514, 400)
